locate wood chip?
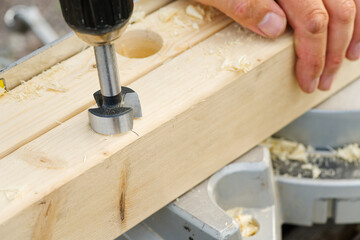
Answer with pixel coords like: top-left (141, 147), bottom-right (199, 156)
top-left (226, 208), bottom-right (259, 237)
top-left (262, 138), bottom-right (308, 162)
top-left (337, 144), bottom-right (360, 162)
top-left (221, 55), bottom-right (252, 73)
top-left (185, 5), bottom-right (205, 20)
top-left (312, 165), bottom-right (322, 179)
top-left (158, 7), bottom-right (179, 22)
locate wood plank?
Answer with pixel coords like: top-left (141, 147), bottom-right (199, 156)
top-left (0, 0), bottom-right (231, 159)
top-left (1, 23), bottom-right (360, 239)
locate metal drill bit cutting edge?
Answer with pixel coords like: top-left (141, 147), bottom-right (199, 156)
top-left (59, 0), bottom-right (142, 135)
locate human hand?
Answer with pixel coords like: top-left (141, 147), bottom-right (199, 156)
top-left (196, 0), bottom-right (359, 93)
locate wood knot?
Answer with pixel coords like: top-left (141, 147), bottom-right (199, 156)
top-left (120, 192), bottom-right (126, 222)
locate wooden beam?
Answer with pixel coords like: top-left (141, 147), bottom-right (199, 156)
top-left (0, 0), bottom-right (231, 159)
top-left (1, 16), bottom-right (360, 240)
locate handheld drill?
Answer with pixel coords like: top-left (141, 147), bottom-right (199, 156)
top-left (59, 0), bottom-right (142, 135)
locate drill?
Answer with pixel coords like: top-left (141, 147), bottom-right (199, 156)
top-left (59, 0), bottom-right (142, 135)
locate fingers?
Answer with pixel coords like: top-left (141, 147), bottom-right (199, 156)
top-left (318, 0), bottom-right (356, 90)
top-left (347, 0), bottom-right (360, 60)
top-left (197, 0), bottom-right (357, 93)
top-left (195, 0), bottom-right (287, 38)
top-left (277, 0), bottom-right (329, 93)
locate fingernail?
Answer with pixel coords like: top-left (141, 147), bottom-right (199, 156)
top-left (258, 12), bottom-right (286, 38)
top-left (349, 43), bottom-right (360, 60)
top-left (320, 74), bottom-right (335, 90)
top-left (307, 78), bottom-right (319, 93)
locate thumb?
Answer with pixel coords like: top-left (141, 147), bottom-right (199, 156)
top-left (197, 0), bottom-right (287, 38)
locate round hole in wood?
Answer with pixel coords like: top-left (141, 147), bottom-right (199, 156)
top-left (115, 30), bottom-right (163, 58)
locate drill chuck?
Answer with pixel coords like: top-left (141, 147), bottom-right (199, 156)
top-left (59, 0), bottom-right (133, 45)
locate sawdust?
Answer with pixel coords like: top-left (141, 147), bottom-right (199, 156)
top-left (226, 208), bottom-right (259, 237)
top-left (300, 163), bottom-right (322, 178)
top-left (158, 3), bottom-right (219, 30)
top-left (185, 5), bottom-right (205, 20)
top-left (173, 16), bottom-right (188, 28)
top-left (221, 55), bottom-right (252, 73)
top-left (312, 165), bottom-right (322, 179)
top-left (265, 138), bottom-right (360, 163)
top-left (265, 137), bottom-right (360, 179)
top-left (158, 7), bottom-right (179, 22)
top-left (8, 63), bottom-right (67, 101)
top-left (262, 138), bottom-right (308, 162)
top-left (263, 138), bottom-right (322, 179)
top-left (301, 163), bottom-right (313, 170)
top-left (336, 144), bottom-right (360, 162)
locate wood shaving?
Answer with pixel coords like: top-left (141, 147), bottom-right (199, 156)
top-left (158, 7), bottom-right (179, 22)
top-left (221, 55), bottom-right (252, 73)
top-left (301, 163), bottom-right (322, 179)
top-left (173, 16), bottom-right (188, 28)
top-left (130, 11), bottom-right (146, 24)
top-left (185, 5), bottom-right (205, 20)
top-left (337, 144), bottom-right (360, 162)
top-left (9, 79), bottom-right (66, 101)
top-left (301, 163), bottom-right (313, 170)
top-left (8, 64), bottom-right (67, 101)
top-left (312, 165), bottom-right (322, 179)
top-left (262, 138), bottom-right (308, 162)
top-left (159, 4), bottom-right (215, 30)
top-left (226, 208), bottom-right (259, 237)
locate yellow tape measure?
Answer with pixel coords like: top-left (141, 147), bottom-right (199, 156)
top-left (0, 79), bottom-right (5, 89)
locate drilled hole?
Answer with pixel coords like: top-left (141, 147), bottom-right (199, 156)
top-left (115, 30), bottom-right (163, 58)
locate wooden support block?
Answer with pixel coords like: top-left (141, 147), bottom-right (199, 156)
top-left (1, 4), bottom-right (360, 240)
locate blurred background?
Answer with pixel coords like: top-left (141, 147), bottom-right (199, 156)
top-left (0, 0), bottom-right (70, 68)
